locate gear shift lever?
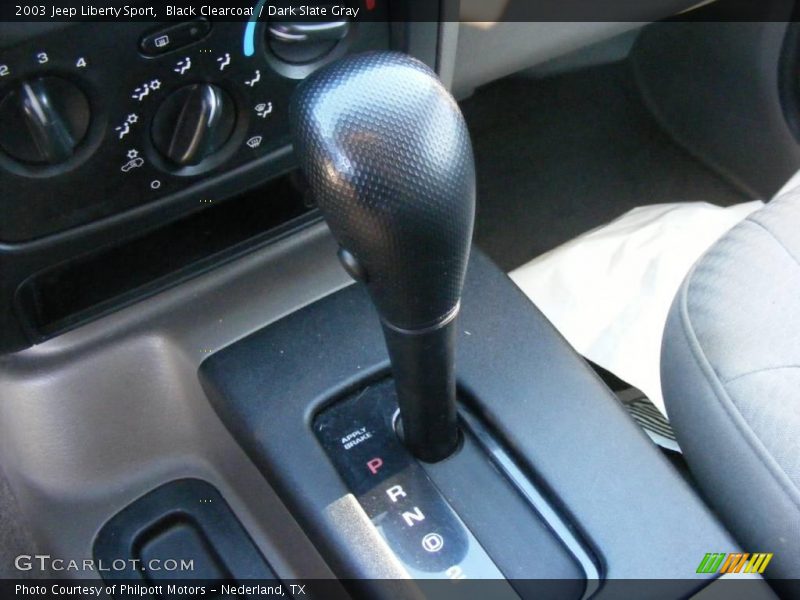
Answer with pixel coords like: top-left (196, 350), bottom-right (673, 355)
top-left (290, 52), bottom-right (475, 462)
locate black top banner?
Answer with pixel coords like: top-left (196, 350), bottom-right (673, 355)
top-left (0, 0), bottom-right (794, 24)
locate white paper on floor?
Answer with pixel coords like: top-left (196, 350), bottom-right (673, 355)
top-left (509, 200), bottom-right (764, 415)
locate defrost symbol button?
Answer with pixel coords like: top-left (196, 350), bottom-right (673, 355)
top-left (140, 19), bottom-right (211, 56)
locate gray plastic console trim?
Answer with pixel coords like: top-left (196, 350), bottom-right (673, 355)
top-left (0, 223), bottom-right (350, 582)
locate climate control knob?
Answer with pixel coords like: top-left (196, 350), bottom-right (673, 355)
top-left (0, 76), bottom-right (90, 165)
top-left (151, 83), bottom-right (235, 167)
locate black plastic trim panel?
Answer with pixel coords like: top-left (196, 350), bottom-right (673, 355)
top-left (199, 250), bottom-right (738, 597)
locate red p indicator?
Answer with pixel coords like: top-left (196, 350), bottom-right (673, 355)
top-left (366, 457), bottom-right (383, 475)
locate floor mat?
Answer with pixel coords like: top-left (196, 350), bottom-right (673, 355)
top-left (460, 62), bottom-right (753, 271)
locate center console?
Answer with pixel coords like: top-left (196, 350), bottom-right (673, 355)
top-left (199, 249), bottom-right (744, 598)
top-left (198, 49), bottom-right (741, 597)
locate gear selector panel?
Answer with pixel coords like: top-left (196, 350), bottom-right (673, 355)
top-left (315, 379), bottom-right (507, 580)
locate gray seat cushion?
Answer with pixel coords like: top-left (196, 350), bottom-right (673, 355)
top-left (661, 190), bottom-right (800, 583)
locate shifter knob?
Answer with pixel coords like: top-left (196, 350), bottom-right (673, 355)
top-left (290, 51), bottom-right (475, 331)
top-left (290, 52), bottom-right (475, 462)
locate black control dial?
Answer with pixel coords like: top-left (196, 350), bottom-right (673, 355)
top-left (0, 76), bottom-right (91, 165)
top-left (151, 83), bottom-right (236, 167)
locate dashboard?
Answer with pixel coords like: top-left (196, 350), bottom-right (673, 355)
top-left (0, 11), bottom-right (400, 354)
top-left (0, 18), bottom-right (391, 241)
top-left (0, 1), bottom-right (715, 357)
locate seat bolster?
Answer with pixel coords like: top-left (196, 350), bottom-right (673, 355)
top-left (662, 276), bottom-right (800, 582)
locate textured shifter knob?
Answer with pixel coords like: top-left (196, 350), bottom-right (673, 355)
top-left (290, 51), bottom-right (475, 331)
top-left (290, 52), bottom-right (476, 462)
